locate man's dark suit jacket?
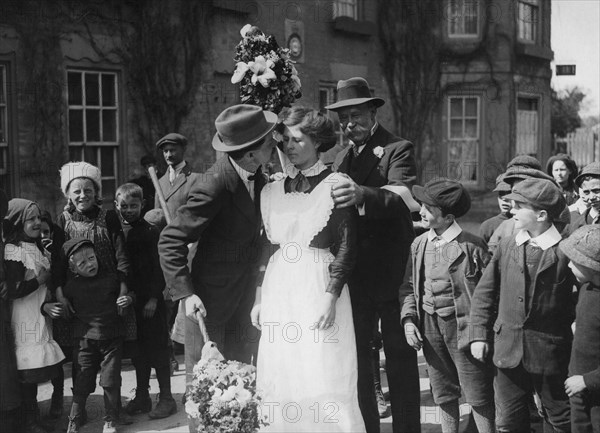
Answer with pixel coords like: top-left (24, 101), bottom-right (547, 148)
top-left (155, 162), bottom-right (201, 220)
top-left (469, 235), bottom-right (576, 375)
top-left (332, 125), bottom-right (417, 301)
top-left (158, 156), bottom-right (264, 325)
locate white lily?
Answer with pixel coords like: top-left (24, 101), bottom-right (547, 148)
top-left (231, 62), bottom-right (250, 84)
top-left (249, 56), bottom-right (276, 87)
top-left (240, 24), bottom-right (252, 37)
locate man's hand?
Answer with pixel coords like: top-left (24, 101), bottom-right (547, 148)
top-left (185, 294), bottom-right (206, 320)
top-left (310, 292), bottom-right (337, 331)
top-left (331, 173), bottom-right (365, 208)
top-left (143, 298), bottom-right (158, 318)
top-left (470, 341), bottom-right (489, 362)
top-left (403, 319), bottom-right (423, 351)
top-left (250, 303), bottom-right (261, 330)
top-left (565, 375), bottom-right (587, 397)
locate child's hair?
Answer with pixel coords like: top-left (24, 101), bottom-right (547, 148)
top-left (115, 183), bottom-right (144, 202)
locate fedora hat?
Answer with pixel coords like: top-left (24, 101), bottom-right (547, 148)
top-left (324, 77), bottom-right (385, 111)
top-left (212, 104), bottom-right (277, 152)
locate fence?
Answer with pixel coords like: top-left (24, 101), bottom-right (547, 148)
top-left (554, 125), bottom-right (599, 168)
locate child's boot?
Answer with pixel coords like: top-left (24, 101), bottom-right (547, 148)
top-left (66, 399), bottom-right (86, 433)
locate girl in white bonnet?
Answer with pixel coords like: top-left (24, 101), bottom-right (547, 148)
top-left (51, 162), bottom-right (133, 420)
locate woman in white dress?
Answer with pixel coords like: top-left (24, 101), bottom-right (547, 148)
top-left (251, 107), bottom-right (365, 432)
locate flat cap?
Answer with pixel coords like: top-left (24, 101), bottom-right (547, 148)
top-left (504, 177), bottom-right (566, 219)
top-left (575, 161), bottom-right (600, 186)
top-left (156, 133), bottom-right (188, 149)
top-left (412, 178), bottom-right (471, 218)
top-left (63, 237), bottom-right (94, 259)
top-left (559, 225), bottom-right (600, 272)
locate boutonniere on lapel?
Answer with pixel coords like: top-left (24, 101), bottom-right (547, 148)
top-left (373, 146), bottom-right (385, 159)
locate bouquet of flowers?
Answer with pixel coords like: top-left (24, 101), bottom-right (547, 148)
top-left (231, 24), bottom-right (302, 114)
top-left (185, 355), bottom-right (268, 433)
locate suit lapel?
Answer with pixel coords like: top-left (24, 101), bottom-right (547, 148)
top-left (164, 164), bottom-right (192, 200)
top-left (334, 147), bottom-right (352, 174)
top-left (352, 130), bottom-right (383, 185)
top-left (222, 158), bottom-right (256, 224)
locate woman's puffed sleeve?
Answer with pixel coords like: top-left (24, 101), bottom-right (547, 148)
top-left (325, 206), bottom-right (358, 297)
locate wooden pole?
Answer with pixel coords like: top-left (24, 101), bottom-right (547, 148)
top-left (147, 164), bottom-right (172, 224)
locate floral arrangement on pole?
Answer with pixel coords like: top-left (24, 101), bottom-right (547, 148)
top-left (231, 24), bottom-right (302, 114)
top-left (186, 341), bottom-right (268, 433)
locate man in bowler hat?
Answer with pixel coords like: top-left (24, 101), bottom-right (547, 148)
top-left (158, 105), bottom-right (276, 390)
top-left (327, 77), bottom-right (421, 433)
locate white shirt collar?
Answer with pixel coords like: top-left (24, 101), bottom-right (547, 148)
top-left (590, 207), bottom-right (599, 220)
top-left (169, 160), bottom-right (186, 176)
top-left (515, 225), bottom-right (562, 250)
top-left (427, 220), bottom-right (462, 244)
top-left (287, 160), bottom-right (328, 179)
top-left (228, 157), bottom-right (254, 184)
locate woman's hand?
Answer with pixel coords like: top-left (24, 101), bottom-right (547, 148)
top-left (311, 292), bottom-right (337, 331)
top-left (56, 286), bottom-right (74, 318)
top-left (43, 302), bottom-right (64, 319)
top-left (143, 298), bottom-right (157, 318)
top-left (36, 269), bottom-right (51, 286)
top-left (250, 303), bottom-right (261, 330)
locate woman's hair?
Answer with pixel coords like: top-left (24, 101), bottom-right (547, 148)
top-left (280, 106), bottom-right (338, 153)
top-left (546, 154), bottom-right (578, 188)
top-left (65, 177), bottom-right (103, 212)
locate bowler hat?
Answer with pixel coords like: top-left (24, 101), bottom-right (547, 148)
top-left (412, 178), bottom-right (471, 218)
top-left (575, 161), bottom-right (600, 186)
top-left (63, 237), bottom-right (94, 260)
top-left (324, 77), bottom-right (385, 111)
top-left (504, 177), bottom-right (566, 219)
top-left (156, 133), bottom-right (188, 149)
top-left (212, 105), bottom-right (277, 152)
top-left (559, 225), bottom-right (600, 272)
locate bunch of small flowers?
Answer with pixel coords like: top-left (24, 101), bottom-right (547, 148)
top-left (185, 358), bottom-right (268, 433)
top-left (231, 24), bottom-right (302, 114)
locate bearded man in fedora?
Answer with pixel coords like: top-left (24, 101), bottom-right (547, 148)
top-left (158, 104), bottom-right (276, 386)
top-left (327, 77), bottom-right (421, 433)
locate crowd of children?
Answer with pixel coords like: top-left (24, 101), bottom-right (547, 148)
top-left (1, 154), bottom-right (599, 433)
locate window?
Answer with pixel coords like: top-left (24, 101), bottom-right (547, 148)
top-left (516, 97), bottom-right (539, 155)
top-left (448, 0), bottom-right (479, 37)
top-left (517, 0), bottom-right (539, 42)
top-left (67, 70), bottom-right (119, 201)
top-left (0, 64), bottom-right (10, 191)
top-left (333, 0), bottom-right (358, 20)
top-left (447, 96), bottom-right (480, 184)
top-left (319, 84), bottom-right (346, 148)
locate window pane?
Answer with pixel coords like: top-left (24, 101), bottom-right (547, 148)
top-left (464, 98), bottom-right (478, 117)
top-left (102, 74), bottom-right (116, 106)
top-left (450, 119), bottom-right (463, 138)
top-left (83, 146), bottom-right (98, 165)
top-left (85, 73), bottom-right (100, 106)
top-left (102, 110), bottom-right (117, 142)
top-left (450, 99), bottom-right (462, 117)
top-left (86, 110), bottom-right (100, 141)
top-left (101, 147), bottom-right (115, 176)
top-left (68, 72), bottom-right (82, 105)
top-left (0, 107), bottom-right (5, 142)
top-left (102, 179), bottom-right (116, 204)
top-left (69, 109), bottom-right (83, 142)
top-left (465, 119), bottom-right (478, 138)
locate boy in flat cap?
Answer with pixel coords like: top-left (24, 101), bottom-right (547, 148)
top-left (570, 161), bottom-right (600, 230)
top-left (401, 179), bottom-right (495, 433)
top-left (63, 238), bottom-right (133, 433)
top-left (470, 177), bottom-right (576, 433)
top-left (560, 225), bottom-right (600, 433)
top-left (479, 174), bottom-right (512, 244)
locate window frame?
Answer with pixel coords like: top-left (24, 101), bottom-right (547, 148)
top-left (517, 0), bottom-right (539, 43)
top-left (66, 68), bottom-right (121, 202)
top-left (446, 95), bottom-right (482, 186)
top-left (333, 0), bottom-right (359, 20)
top-left (447, 0), bottom-right (480, 38)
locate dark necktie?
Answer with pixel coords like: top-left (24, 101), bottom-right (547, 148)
top-left (249, 167), bottom-right (266, 211)
top-left (289, 172), bottom-right (311, 193)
